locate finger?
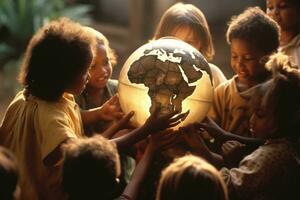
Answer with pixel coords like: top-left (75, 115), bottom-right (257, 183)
top-left (167, 120), bottom-right (181, 128)
top-left (108, 95), bottom-right (119, 105)
top-left (168, 112), bottom-right (188, 123)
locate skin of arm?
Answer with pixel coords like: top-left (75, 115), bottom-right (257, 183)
top-left (122, 130), bottom-right (179, 200)
top-left (81, 95), bottom-right (124, 126)
top-left (196, 117), bottom-right (265, 146)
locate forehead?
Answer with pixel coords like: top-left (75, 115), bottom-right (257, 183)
top-left (171, 25), bottom-right (198, 40)
top-left (230, 38), bottom-right (262, 54)
top-left (97, 44), bottom-right (107, 53)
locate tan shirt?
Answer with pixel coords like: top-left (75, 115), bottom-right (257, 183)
top-left (208, 76), bottom-right (253, 137)
top-left (221, 139), bottom-right (300, 200)
top-left (279, 34), bottom-right (300, 69)
top-left (0, 91), bottom-right (84, 200)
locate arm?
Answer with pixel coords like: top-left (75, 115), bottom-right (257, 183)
top-left (181, 124), bottom-right (224, 168)
top-left (81, 95), bottom-right (123, 126)
top-left (111, 108), bottom-right (187, 151)
top-left (196, 117), bottom-right (265, 146)
top-left (122, 130), bottom-right (179, 200)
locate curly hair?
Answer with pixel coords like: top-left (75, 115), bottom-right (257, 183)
top-left (62, 135), bottom-right (120, 200)
top-left (156, 155), bottom-right (228, 200)
top-left (18, 17), bottom-right (97, 101)
top-left (227, 7), bottom-right (280, 54)
top-left (153, 3), bottom-right (215, 61)
top-left (261, 53), bottom-right (300, 137)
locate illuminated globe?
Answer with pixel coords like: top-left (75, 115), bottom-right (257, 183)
top-left (118, 38), bottom-right (214, 128)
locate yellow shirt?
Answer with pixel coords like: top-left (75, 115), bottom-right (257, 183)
top-left (0, 91), bottom-right (84, 200)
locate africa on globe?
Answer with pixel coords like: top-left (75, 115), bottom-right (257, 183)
top-left (118, 38), bottom-right (214, 128)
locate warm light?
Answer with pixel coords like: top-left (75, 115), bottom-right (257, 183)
top-left (118, 38), bottom-right (214, 128)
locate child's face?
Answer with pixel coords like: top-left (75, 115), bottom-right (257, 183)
top-left (249, 100), bottom-right (277, 139)
top-left (88, 44), bottom-right (112, 89)
top-left (266, 0), bottom-right (300, 31)
top-left (170, 25), bottom-right (201, 50)
top-left (230, 38), bottom-right (267, 85)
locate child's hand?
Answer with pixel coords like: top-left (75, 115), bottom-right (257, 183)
top-left (144, 106), bottom-right (188, 133)
top-left (101, 111), bottom-right (135, 138)
top-left (180, 124), bottom-right (207, 152)
top-left (221, 140), bottom-right (246, 167)
top-left (146, 129), bottom-right (180, 155)
top-left (195, 117), bottom-right (227, 142)
top-left (98, 95), bottom-right (124, 121)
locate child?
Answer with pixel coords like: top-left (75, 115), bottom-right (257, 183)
top-left (183, 53), bottom-right (300, 199)
top-left (153, 2), bottom-right (227, 88)
top-left (208, 7), bottom-right (280, 138)
top-left (76, 27), bottom-right (118, 136)
top-left (156, 154), bottom-right (228, 200)
top-left (266, 0), bottom-right (300, 68)
top-left (0, 18), bottom-right (185, 200)
top-left (62, 130), bottom-right (179, 200)
top-left (0, 146), bottom-right (20, 200)
top-left (75, 27), bottom-right (136, 189)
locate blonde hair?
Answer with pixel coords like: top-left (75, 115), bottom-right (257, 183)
top-left (156, 155), bottom-right (228, 200)
top-left (153, 3), bottom-right (215, 61)
top-left (84, 27), bottom-right (117, 67)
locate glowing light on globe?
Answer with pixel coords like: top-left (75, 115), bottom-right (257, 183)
top-left (118, 38), bottom-right (214, 128)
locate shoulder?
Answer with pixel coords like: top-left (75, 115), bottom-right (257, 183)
top-left (208, 63), bottom-right (227, 87)
top-left (107, 79), bottom-right (118, 94)
top-left (214, 76), bottom-right (237, 94)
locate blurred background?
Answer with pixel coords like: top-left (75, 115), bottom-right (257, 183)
top-left (0, 0), bottom-right (265, 120)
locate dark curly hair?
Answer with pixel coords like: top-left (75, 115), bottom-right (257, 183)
top-left (227, 7), bottom-right (280, 54)
top-left (62, 135), bottom-right (120, 200)
top-left (18, 17), bottom-right (96, 101)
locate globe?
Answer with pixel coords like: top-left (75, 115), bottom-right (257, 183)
top-left (118, 38), bottom-right (214, 128)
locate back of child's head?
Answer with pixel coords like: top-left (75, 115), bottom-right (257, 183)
top-left (62, 136), bottom-right (121, 200)
top-left (259, 53), bottom-right (300, 138)
top-left (84, 27), bottom-right (117, 67)
top-left (18, 17), bottom-right (97, 101)
top-left (227, 7), bottom-right (280, 55)
top-left (156, 155), bottom-right (228, 200)
top-left (0, 146), bottom-right (19, 200)
top-left (153, 2), bottom-right (215, 60)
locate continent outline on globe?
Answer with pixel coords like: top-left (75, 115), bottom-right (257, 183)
top-left (127, 41), bottom-right (213, 116)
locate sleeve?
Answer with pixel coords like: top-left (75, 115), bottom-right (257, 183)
top-left (36, 105), bottom-right (78, 160)
top-left (220, 148), bottom-right (277, 200)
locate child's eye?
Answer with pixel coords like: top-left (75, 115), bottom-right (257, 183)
top-left (278, 2), bottom-right (289, 9)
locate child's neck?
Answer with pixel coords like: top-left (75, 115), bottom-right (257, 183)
top-left (85, 86), bottom-right (105, 106)
top-left (280, 30), bottom-right (299, 46)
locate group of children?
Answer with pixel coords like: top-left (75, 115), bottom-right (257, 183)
top-left (0, 0), bottom-right (299, 199)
